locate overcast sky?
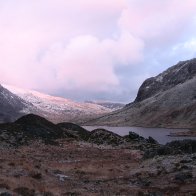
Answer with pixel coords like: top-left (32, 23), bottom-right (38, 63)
top-left (0, 0), bottom-right (196, 103)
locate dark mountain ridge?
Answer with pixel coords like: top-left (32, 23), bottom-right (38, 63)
top-left (135, 58), bottom-right (196, 102)
top-left (0, 114), bottom-right (72, 146)
top-left (0, 84), bottom-right (28, 122)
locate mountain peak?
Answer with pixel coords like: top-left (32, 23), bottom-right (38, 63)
top-left (135, 58), bottom-right (196, 102)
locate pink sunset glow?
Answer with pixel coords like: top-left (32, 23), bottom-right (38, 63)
top-left (0, 0), bottom-right (196, 102)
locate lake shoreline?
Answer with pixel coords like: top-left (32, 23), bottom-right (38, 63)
top-left (82, 123), bottom-right (194, 130)
top-left (168, 129), bottom-right (196, 137)
top-left (83, 126), bottom-right (196, 145)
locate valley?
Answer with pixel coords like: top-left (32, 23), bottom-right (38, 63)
top-left (0, 59), bottom-right (196, 195)
top-left (1, 1), bottom-right (196, 195)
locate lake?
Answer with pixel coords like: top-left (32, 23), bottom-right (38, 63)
top-left (83, 126), bottom-right (196, 145)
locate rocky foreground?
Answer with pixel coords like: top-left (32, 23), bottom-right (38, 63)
top-left (0, 114), bottom-right (196, 195)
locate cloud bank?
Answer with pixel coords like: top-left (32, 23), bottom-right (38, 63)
top-left (0, 0), bottom-right (196, 102)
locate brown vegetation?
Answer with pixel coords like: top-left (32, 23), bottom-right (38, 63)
top-left (0, 140), bottom-right (196, 195)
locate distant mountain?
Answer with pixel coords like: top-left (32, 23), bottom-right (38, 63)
top-left (85, 58), bottom-right (196, 128)
top-left (1, 84), bottom-right (112, 123)
top-left (85, 101), bottom-right (125, 110)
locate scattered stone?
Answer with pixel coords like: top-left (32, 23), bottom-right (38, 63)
top-left (56, 174), bottom-right (69, 182)
top-left (29, 171), bottom-right (42, 179)
top-left (0, 192), bottom-right (12, 196)
top-left (14, 187), bottom-right (35, 196)
top-left (174, 172), bottom-right (193, 183)
top-left (42, 192), bottom-right (54, 196)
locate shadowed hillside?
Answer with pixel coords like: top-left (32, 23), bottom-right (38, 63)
top-left (85, 59), bottom-right (196, 128)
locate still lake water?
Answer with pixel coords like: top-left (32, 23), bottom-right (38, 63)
top-left (83, 126), bottom-right (196, 145)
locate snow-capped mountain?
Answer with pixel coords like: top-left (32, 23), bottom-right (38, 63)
top-left (1, 84), bottom-right (112, 123)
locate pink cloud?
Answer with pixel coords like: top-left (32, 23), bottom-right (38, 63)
top-left (33, 32), bottom-right (144, 91)
top-left (0, 0), bottom-right (195, 98)
top-left (119, 0), bottom-right (196, 43)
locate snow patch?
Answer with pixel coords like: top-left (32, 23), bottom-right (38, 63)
top-left (2, 84), bottom-right (112, 116)
top-left (156, 75), bottom-right (163, 82)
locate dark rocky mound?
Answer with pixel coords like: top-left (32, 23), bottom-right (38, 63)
top-left (0, 85), bottom-right (28, 123)
top-left (14, 114), bottom-right (72, 139)
top-left (135, 58), bottom-right (196, 102)
top-left (57, 122), bottom-right (90, 140)
top-left (124, 131), bottom-right (146, 142)
top-left (144, 139), bottom-right (196, 158)
top-left (124, 132), bottom-right (158, 144)
top-left (0, 114), bottom-right (72, 146)
top-left (88, 128), bottom-right (125, 146)
top-left (166, 140), bottom-right (196, 154)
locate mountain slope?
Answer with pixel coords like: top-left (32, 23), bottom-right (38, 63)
top-left (2, 84), bottom-right (112, 123)
top-left (86, 58), bottom-right (196, 128)
top-left (0, 85), bottom-right (29, 122)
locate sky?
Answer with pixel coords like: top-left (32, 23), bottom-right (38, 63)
top-left (0, 0), bottom-right (196, 103)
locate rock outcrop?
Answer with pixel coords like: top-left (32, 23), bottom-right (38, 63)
top-left (57, 122), bottom-right (90, 140)
top-left (88, 128), bottom-right (125, 146)
top-left (0, 114), bottom-right (159, 148)
top-left (0, 114), bottom-right (72, 146)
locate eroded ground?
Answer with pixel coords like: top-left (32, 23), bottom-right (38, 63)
top-left (0, 140), bottom-right (196, 196)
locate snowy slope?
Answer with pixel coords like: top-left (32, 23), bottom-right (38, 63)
top-left (85, 101), bottom-right (125, 110)
top-left (2, 84), bottom-right (112, 123)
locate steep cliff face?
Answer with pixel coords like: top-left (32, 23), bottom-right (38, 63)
top-left (135, 58), bottom-right (196, 102)
top-left (86, 59), bottom-right (196, 128)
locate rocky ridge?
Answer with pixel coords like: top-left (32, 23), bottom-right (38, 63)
top-left (135, 58), bottom-right (196, 102)
top-left (0, 114), bottom-right (156, 148)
